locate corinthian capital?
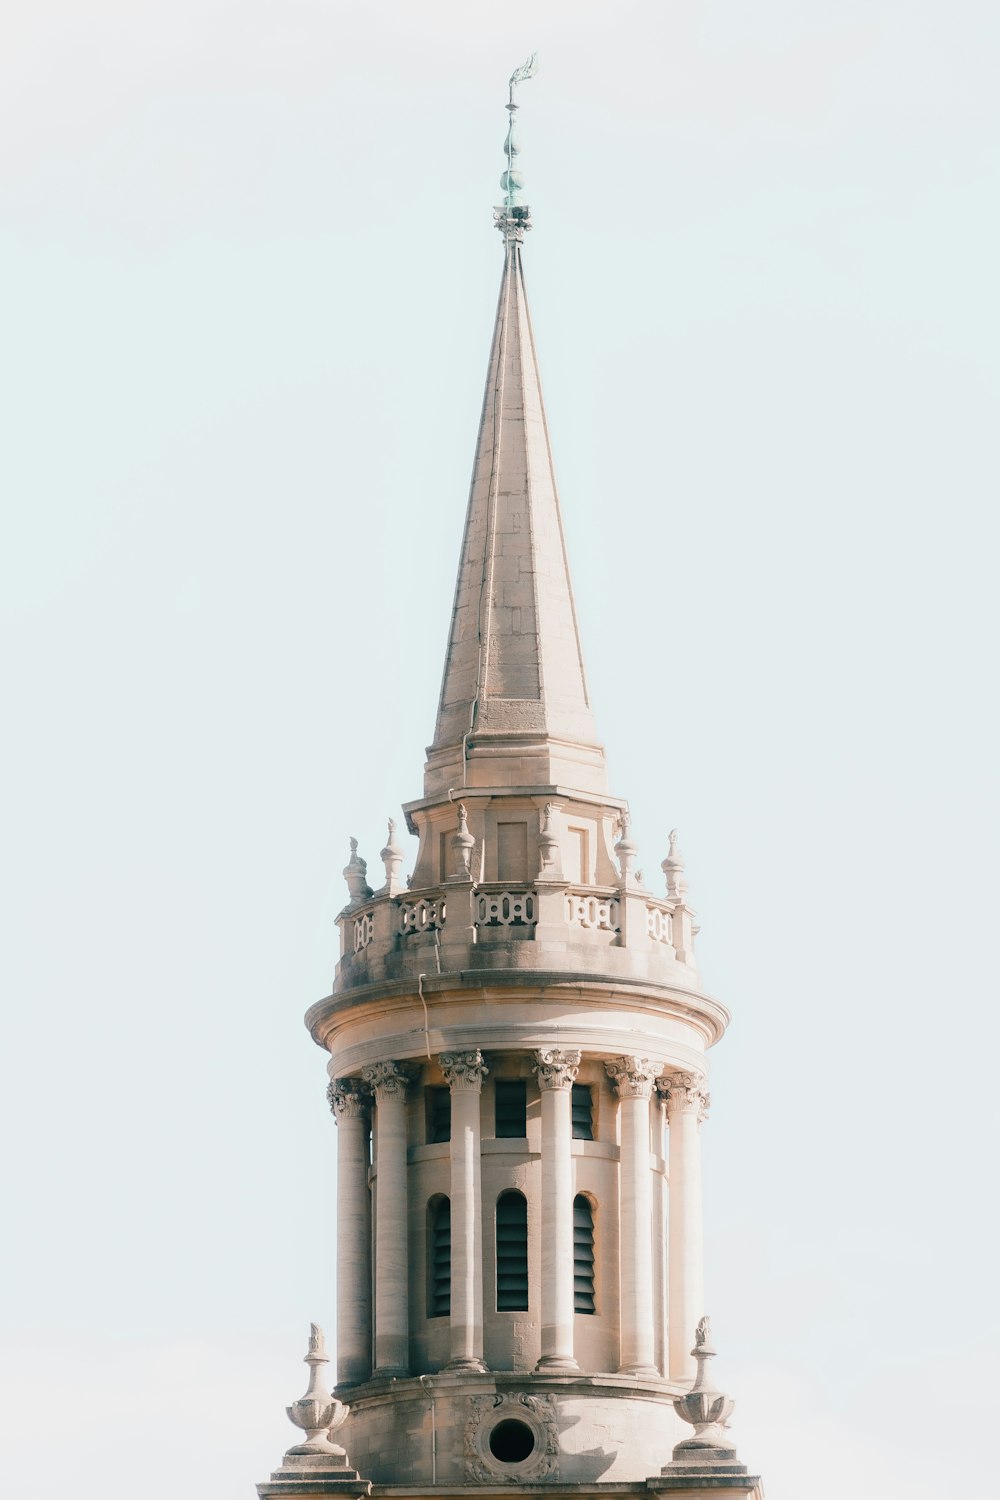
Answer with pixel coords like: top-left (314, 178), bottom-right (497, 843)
top-left (532, 1047), bottom-right (581, 1091)
top-left (326, 1077), bottom-right (371, 1120)
top-left (361, 1059), bottom-right (415, 1101)
top-left (604, 1055), bottom-right (657, 1099)
top-left (656, 1070), bottom-right (710, 1122)
top-left (439, 1049), bottom-right (489, 1093)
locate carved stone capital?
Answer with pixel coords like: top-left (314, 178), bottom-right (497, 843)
top-left (361, 1059), bottom-right (415, 1102)
top-left (532, 1047), bottom-right (581, 1091)
top-left (604, 1055), bottom-right (657, 1099)
top-left (439, 1049), bottom-right (489, 1093)
top-left (326, 1077), bottom-right (371, 1120)
top-left (657, 1070), bottom-right (710, 1122)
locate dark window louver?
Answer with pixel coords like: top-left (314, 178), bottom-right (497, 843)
top-left (494, 1080), bottom-right (527, 1139)
top-left (571, 1084), bottom-right (594, 1140)
top-left (573, 1195), bottom-right (595, 1314)
top-left (427, 1086), bottom-right (451, 1144)
top-left (496, 1190), bottom-right (528, 1310)
top-left (429, 1197), bottom-right (451, 1317)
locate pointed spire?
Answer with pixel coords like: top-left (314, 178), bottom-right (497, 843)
top-left (425, 66), bottom-right (606, 798)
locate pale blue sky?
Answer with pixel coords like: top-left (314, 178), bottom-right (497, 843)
top-left (2, 4), bottom-right (998, 1497)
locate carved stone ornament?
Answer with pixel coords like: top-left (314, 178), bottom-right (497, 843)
top-left (361, 1059), bottom-right (415, 1101)
top-left (439, 1050), bottom-right (489, 1092)
top-left (536, 801), bottom-right (562, 877)
top-left (343, 837), bottom-right (373, 908)
top-left (493, 203), bottom-right (532, 243)
top-left (614, 811), bottom-right (638, 880)
top-left (327, 1077), bottom-right (371, 1120)
top-left (465, 1391), bottom-right (558, 1483)
top-left (670, 1317), bottom-right (738, 1461)
top-left (604, 1055), bottom-right (657, 1099)
top-left (532, 1047), bottom-right (581, 1091)
top-left (284, 1324), bottom-right (350, 1458)
top-left (657, 1070), bottom-right (711, 1122)
top-left (662, 827), bottom-right (690, 902)
top-left (450, 801), bottom-right (476, 880)
top-left (379, 818), bottom-right (406, 896)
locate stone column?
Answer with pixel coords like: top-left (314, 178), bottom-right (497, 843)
top-left (532, 1047), bottom-right (581, 1371)
top-left (361, 1059), bottom-right (413, 1377)
top-left (605, 1056), bottom-right (659, 1376)
top-left (439, 1049), bottom-right (489, 1371)
top-left (327, 1078), bottom-right (373, 1386)
top-left (659, 1070), bottom-right (710, 1381)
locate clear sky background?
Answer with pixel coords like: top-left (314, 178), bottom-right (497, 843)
top-left (2, 3), bottom-right (998, 1497)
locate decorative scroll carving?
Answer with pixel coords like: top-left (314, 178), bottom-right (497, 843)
top-left (361, 1059), bottom-right (415, 1101)
top-left (439, 1050), bottom-right (489, 1093)
top-left (657, 1070), bottom-right (711, 1122)
top-left (465, 1390), bottom-right (557, 1483)
top-left (326, 1078), bottom-right (371, 1119)
top-left (604, 1055), bottom-right (657, 1099)
top-left (532, 1047), bottom-right (581, 1091)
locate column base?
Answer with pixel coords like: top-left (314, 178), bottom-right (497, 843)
top-left (618, 1363), bottom-right (661, 1378)
top-left (371, 1365), bottom-right (409, 1380)
top-left (443, 1357), bottom-right (489, 1373)
top-left (534, 1354), bottom-right (580, 1372)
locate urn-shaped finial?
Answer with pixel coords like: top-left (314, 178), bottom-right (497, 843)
top-left (671, 1317), bottom-right (737, 1459)
top-left (449, 801), bottom-right (476, 880)
top-left (285, 1323), bottom-right (350, 1457)
top-left (662, 827), bottom-right (689, 901)
top-left (537, 801), bottom-right (563, 879)
top-left (343, 838), bottom-right (373, 908)
top-left (614, 810), bottom-right (639, 884)
top-left (379, 818), bottom-right (406, 896)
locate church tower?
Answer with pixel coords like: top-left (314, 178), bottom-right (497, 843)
top-left (258, 61), bottom-right (762, 1500)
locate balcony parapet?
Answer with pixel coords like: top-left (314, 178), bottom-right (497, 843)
top-left (334, 878), bottom-right (699, 996)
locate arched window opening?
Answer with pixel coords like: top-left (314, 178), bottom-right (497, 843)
top-left (496, 1190), bottom-right (528, 1311)
top-left (428, 1196), bottom-right (451, 1318)
top-left (573, 1195), bottom-right (595, 1314)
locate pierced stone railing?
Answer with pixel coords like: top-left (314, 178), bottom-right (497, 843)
top-left (400, 895), bottom-right (447, 934)
top-left (645, 900), bottom-right (674, 946)
top-left (565, 890), bottom-right (620, 933)
top-left (353, 910), bottom-right (375, 952)
top-left (475, 888), bottom-right (537, 927)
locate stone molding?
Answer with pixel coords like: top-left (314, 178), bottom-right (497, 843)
top-left (657, 1070), bottom-right (711, 1122)
top-left (327, 1078), bottom-right (371, 1120)
top-left (604, 1055), bottom-right (657, 1099)
top-left (361, 1059), bottom-right (415, 1101)
top-left (439, 1049), bottom-right (489, 1093)
top-left (532, 1047), bottom-right (581, 1091)
top-left (465, 1390), bottom-right (558, 1483)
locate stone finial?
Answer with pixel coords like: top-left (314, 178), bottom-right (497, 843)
top-left (379, 818), bottom-right (406, 896)
top-left (284, 1324), bottom-right (350, 1457)
top-left (532, 1047), bottom-right (581, 1091)
top-left (669, 1317), bottom-right (737, 1462)
top-left (662, 828), bottom-right (689, 902)
top-left (537, 801), bottom-right (563, 880)
top-left (343, 838), bottom-right (373, 908)
top-left (614, 811), bottom-right (639, 888)
top-left (449, 801), bottom-right (476, 880)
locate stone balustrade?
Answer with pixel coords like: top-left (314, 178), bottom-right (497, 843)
top-left (335, 878), bottom-right (696, 994)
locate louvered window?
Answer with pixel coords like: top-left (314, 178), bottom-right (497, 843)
top-left (428, 1197), bottom-right (451, 1317)
top-left (571, 1084), bottom-right (593, 1140)
top-left (573, 1195), bottom-right (595, 1313)
top-left (496, 1191), bottom-right (528, 1310)
top-left (494, 1080), bottom-right (527, 1139)
top-left (426, 1086), bottom-right (451, 1144)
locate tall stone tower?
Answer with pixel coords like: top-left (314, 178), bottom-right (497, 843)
top-left (258, 63), bottom-right (762, 1500)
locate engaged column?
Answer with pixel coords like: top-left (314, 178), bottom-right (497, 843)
top-left (532, 1047), bottom-right (581, 1372)
top-left (440, 1049), bottom-right (489, 1371)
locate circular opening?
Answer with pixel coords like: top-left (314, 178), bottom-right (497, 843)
top-left (488, 1418), bottom-right (536, 1464)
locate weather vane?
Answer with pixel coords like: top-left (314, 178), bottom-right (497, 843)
top-left (496, 52), bottom-right (538, 239)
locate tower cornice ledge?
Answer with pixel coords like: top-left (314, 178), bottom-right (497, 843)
top-left (304, 969), bottom-right (730, 1054)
